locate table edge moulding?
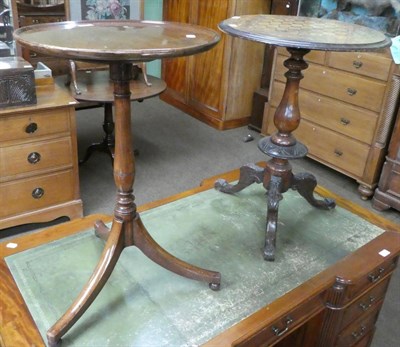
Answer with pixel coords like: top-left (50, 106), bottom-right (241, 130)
top-left (0, 166), bottom-right (399, 347)
top-left (13, 19), bottom-right (222, 347)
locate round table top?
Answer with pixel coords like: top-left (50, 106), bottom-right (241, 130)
top-left (219, 15), bottom-right (391, 51)
top-left (13, 20), bottom-right (221, 63)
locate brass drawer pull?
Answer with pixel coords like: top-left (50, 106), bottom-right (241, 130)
top-left (351, 325), bottom-right (366, 339)
top-left (25, 122), bottom-right (38, 134)
top-left (30, 52), bottom-right (38, 58)
top-left (340, 117), bottom-right (350, 125)
top-left (359, 295), bottom-right (376, 311)
top-left (368, 267), bottom-right (385, 283)
top-left (353, 60), bottom-right (363, 69)
top-left (347, 88), bottom-right (357, 96)
top-left (27, 152), bottom-right (41, 164)
top-left (32, 187), bottom-right (44, 199)
top-left (272, 316), bottom-right (293, 337)
top-left (334, 149), bottom-right (343, 157)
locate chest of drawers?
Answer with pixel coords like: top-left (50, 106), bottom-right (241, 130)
top-left (262, 48), bottom-right (399, 199)
top-left (0, 83), bottom-right (83, 230)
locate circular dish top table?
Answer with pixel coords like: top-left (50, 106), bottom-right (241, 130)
top-left (218, 15), bottom-right (391, 51)
top-left (13, 20), bottom-right (220, 62)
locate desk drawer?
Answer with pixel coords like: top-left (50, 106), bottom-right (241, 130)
top-left (270, 81), bottom-right (378, 144)
top-left (335, 304), bottom-right (381, 347)
top-left (340, 277), bottom-right (390, 330)
top-left (0, 109), bottom-right (70, 143)
top-left (275, 55), bottom-right (386, 112)
top-left (328, 52), bottom-right (391, 81)
top-left (234, 295), bottom-right (323, 347)
top-left (0, 137), bottom-right (73, 179)
top-left (0, 170), bottom-right (75, 217)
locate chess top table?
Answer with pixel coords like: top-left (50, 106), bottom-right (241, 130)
top-left (215, 15), bottom-right (392, 261)
top-left (13, 20), bottom-right (221, 346)
top-left (0, 167), bottom-right (399, 347)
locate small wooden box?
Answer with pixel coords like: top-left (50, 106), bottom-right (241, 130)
top-left (0, 57), bottom-right (36, 108)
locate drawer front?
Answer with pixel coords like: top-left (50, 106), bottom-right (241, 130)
top-left (0, 137), bottom-right (73, 178)
top-left (277, 49), bottom-right (326, 65)
top-left (335, 304), bottom-right (381, 347)
top-left (19, 15), bottom-right (65, 26)
top-left (275, 55), bottom-right (386, 112)
top-left (0, 109), bottom-right (70, 142)
top-left (347, 256), bottom-right (398, 300)
top-left (340, 277), bottom-right (390, 329)
top-left (0, 170), bottom-right (75, 218)
top-left (234, 296), bottom-right (323, 347)
top-left (270, 81), bottom-right (378, 144)
top-left (328, 52), bottom-right (391, 81)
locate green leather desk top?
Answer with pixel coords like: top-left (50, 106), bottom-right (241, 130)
top-left (5, 183), bottom-right (384, 346)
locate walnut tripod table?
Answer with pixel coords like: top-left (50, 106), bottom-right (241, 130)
top-left (216, 15), bottom-right (391, 261)
top-left (14, 20), bottom-right (221, 346)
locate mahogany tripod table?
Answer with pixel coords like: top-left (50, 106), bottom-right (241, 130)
top-left (14, 20), bottom-right (221, 346)
top-left (216, 15), bottom-right (391, 261)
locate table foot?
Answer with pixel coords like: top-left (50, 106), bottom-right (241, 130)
top-left (79, 138), bottom-right (115, 165)
top-left (133, 215), bottom-right (221, 289)
top-left (46, 219), bottom-right (125, 347)
top-left (214, 163), bottom-right (264, 193)
top-left (292, 172), bottom-right (336, 210)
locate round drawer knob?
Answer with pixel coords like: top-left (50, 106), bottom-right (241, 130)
top-left (32, 187), bottom-right (44, 199)
top-left (27, 152), bottom-right (41, 164)
top-left (347, 88), bottom-right (357, 96)
top-left (340, 117), bottom-right (350, 126)
top-left (25, 122), bottom-right (38, 134)
top-left (353, 60), bottom-right (363, 69)
top-left (334, 149), bottom-right (343, 157)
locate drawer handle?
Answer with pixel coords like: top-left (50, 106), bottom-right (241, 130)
top-left (359, 295), bottom-right (376, 311)
top-left (368, 267), bottom-right (385, 283)
top-left (340, 117), bottom-right (350, 125)
top-left (27, 152), bottom-right (41, 164)
top-left (32, 187), bottom-right (44, 199)
top-left (351, 325), bottom-right (367, 339)
top-left (353, 60), bottom-right (363, 69)
top-left (334, 149), bottom-right (343, 157)
top-left (272, 316), bottom-right (293, 337)
top-left (347, 88), bottom-right (357, 96)
top-left (30, 52), bottom-right (38, 58)
top-left (25, 122), bottom-right (38, 134)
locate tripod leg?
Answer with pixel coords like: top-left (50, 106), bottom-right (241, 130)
top-left (133, 215), bottom-right (221, 290)
top-left (292, 172), bottom-right (336, 210)
top-left (263, 176), bottom-right (283, 261)
top-left (47, 219), bottom-right (125, 347)
top-left (215, 163), bottom-right (264, 194)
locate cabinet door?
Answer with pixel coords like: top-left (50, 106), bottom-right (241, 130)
top-left (187, 0), bottom-right (229, 117)
top-left (162, 0), bottom-right (190, 104)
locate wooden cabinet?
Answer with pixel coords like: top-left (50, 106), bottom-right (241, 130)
top-left (16, 1), bottom-right (70, 75)
top-left (262, 48), bottom-right (399, 199)
top-left (161, 0), bottom-right (270, 130)
top-left (0, 83), bottom-right (83, 230)
top-left (372, 91), bottom-right (400, 211)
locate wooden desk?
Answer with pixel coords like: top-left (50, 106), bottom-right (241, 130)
top-left (0, 167), bottom-right (399, 347)
top-left (0, 83), bottom-right (83, 230)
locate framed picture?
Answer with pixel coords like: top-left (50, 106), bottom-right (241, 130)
top-left (68, 0), bottom-right (142, 21)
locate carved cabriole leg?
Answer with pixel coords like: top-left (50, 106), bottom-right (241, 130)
top-left (292, 172), bottom-right (336, 210)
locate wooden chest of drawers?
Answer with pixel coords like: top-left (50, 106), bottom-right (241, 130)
top-left (262, 48), bottom-right (399, 199)
top-left (0, 83), bottom-right (83, 230)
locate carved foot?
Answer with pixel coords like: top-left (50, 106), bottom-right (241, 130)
top-left (215, 163), bottom-right (264, 194)
top-left (292, 172), bottom-right (335, 210)
top-left (79, 140), bottom-right (115, 165)
top-left (263, 176), bottom-right (283, 261)
top-left (357, 183), bottom-right (374, 201)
